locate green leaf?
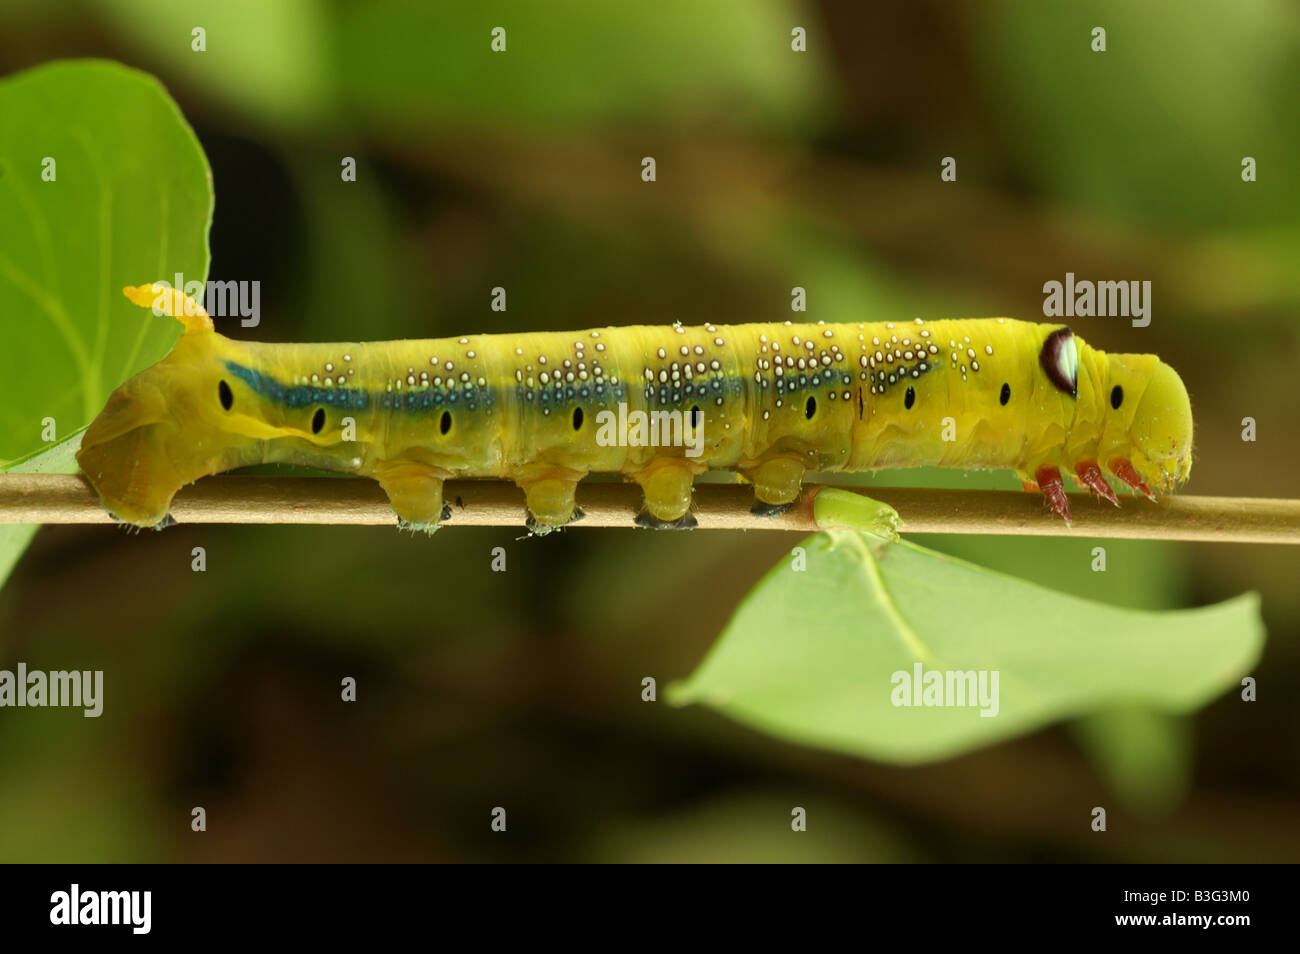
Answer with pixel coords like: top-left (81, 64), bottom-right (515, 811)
top-left (669, 529), bottom-right (1264, 764)
top-left (0, 59), bottom-right (212, 589)
top-left (0, 59), bottom-right (213, 463)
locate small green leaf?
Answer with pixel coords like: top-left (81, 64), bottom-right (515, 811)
top-left (669, 531), bottom-right (1264, 764)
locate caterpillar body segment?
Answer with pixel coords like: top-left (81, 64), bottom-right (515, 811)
top-left (76, 284), bottom-right (1194, 532)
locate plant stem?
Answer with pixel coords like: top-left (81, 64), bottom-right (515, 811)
top-left (1, 474), bottom-right (1298, 543)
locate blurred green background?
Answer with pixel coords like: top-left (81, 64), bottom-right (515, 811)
top-left (1, 0), bottom-right (1297, 861)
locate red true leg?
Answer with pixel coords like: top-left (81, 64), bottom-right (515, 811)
top-left (1034, 465), bottom-right (1072, 525)
top-left (1075, 460), bottom-right (1119, 506)
top-left (1110, 457), bottom-right (1156, 501)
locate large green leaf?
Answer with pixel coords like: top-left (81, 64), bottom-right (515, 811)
top-left (0, 59), bottom-right (212, 463)
top-left (0, 59), bottom-right (212, 588)
top-left (669, 494), bottom-right (1264, 763)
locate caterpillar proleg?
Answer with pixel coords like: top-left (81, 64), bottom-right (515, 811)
top-left (76, 284), bottom-right (1193, 531)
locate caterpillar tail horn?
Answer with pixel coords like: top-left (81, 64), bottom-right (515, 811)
top-left (123, 283), bottom-right (213, 335)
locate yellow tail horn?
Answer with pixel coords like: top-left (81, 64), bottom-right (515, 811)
top-left (122, 282), bottom-right (213, 335)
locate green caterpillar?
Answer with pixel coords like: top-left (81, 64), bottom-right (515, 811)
top-left (77, 283), bottom-right (1193, 531)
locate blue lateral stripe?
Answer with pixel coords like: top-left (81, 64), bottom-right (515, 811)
top-left (224, 361), bottom-right (370, 411)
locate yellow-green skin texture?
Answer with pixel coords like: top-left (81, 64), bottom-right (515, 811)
top-left (77, 295), bottom-right (1193, 531)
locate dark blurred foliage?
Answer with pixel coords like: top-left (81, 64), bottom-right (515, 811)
top-left (0, 0), bottom-right (1297, 861)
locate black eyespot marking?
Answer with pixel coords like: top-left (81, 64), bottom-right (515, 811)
top-left (1000, 382), bottom-right (1010, 406)
top-left (311, 407), bottom-right (325, 434)
top-left (1039, 327), bottom-right (1079, 398)
top-left (690, 405), bottom-right (701, 428)
top-left (805, 396), bottom-right (816, 420)
top-left (904, 386), bottom-right (915, 410)
top-left (572, 407), bottom-right (584, 430)
top-left (440, 410), bottom-right (452, 435)
top-left (218, 379), bottom-right (233, 411)
top-left (1111, 385), bottom-right (1124, 410)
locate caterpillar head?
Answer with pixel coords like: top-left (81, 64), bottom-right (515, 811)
top-left (1103, 354), bottom-right (1193, 494)
top-left (76, 285), bottom-right (266, 527)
